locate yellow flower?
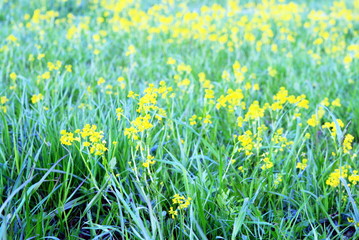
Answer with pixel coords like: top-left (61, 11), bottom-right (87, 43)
top-left (245, 101), bottom-right (264, 120)
top-left (261, 156), bottom-right (273, 170)
top-left (326, 166), bottom-right (350, 187)
top-left (320, 98), bottom-right (330, 107)
top-left (168, 207), bottom-right (178, 219)
top-left (1, 96), bottom-right (9, 104)
top-left (142, 155), bottom-right (156, 168)
top-left (167, 57), bottom-right (176, 65)
top-left (127, 91), bottom-right (139, 98)
top-left (65, 65), bottom-right (72, 72)
top-left (268, 67), bottom-right (277, 77)
top-left (60, 130), bottom-right (79, 145)
top-left (6, 34), bottom-right (17, 42)
top-left (331, 98), bottom-right (341, 107)
top-left (189, 115), bottom-right (197, 125)
top-left (296, 158), bottom-right (308, 170)
top-left (349, 171), bottom-right (359, 185)
top-left (343, 134), bottom-right (354, 154)
top-left (125, 45), bottom-right (136, 56)
top-left (97, 77), bottom-right (106, 85)
top-left (203, 114), bottom-right (212, 124)
top-left (343, 55), bottom-right (352, 65)
top-left (10, 72), bottom-right (17, 80)
top-left (37, 53), bottom-right (45, 60)
top-left (116, 108), bottom-right (123, 120)
top-left (31, 94), bottom-right (44, 104)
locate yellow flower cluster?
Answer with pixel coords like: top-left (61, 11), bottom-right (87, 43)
top-left (307, 107), bottom-right (325, 127)
top-left (326, 166), bottom-right (350, 187)
top-left (326, 166), bottom-right (359, 188)
top-left (296, 158), bottom-right (308, 170)
top-left (47, 60), bottom-right (62, 71)
top-left (189, 114), bottom-right (212, 126)
top-left (216, 89), bottom-right (245, 112)
top-left (343, 134), bottom-right (354, 154)
top-left (322, 120), bottom-right (344, 137)
top-left (271, 87), bottom-right (309, 111)
top-left (31, 94), bottom-right (44, 104)
top-left (168, 194), bottom-right (192, 219)
top-left (232, 61), bottom-right (247, 82)
top-left (142, 155), bottom-right (156, 168)
top-left (0, 96), bottom-right (9, 113)
top-left (237, 130), bottom-right (255, 156)
top-left (236, 124), bottom-right (268, 156)
top-left (261, 156), bottom-right (273, 170)
top-left (189, 115), bottom-right (201, 125)
top-left (349, 171), bottom-right (359, 185)
top-left (125, 45), bottom-right (136, 56)
top-left (124, 114), bottom-right (153, 140)
top-left (60, 124), bottom-right (107, 156)
top-left (123, 82), bottom-right (173, 140)
top-left (60, 130), bottom-right (79, 146)
top-left (116, 107), bottom-right (123, 120)
top-left (199, 73), bottom-right (215, 103)
top-left (271, 128), bottom-right (293, 152)
top-left (245, 101), bottom-right (265, 120)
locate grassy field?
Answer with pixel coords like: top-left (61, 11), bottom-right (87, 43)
top-left (0, 0), bottom-right (359, 239)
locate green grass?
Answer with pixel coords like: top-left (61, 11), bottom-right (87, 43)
top-left (0, 0), bottom-right (359, 239)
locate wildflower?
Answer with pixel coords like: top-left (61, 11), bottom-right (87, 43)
top-left (127, 91), bottom-right (139, 98)
top-left (167, 57), bottom-right (176, 65)
top-left (6, 34), bottom-right (18, 42)
top-left (42, 72), bottom-right (50, 80)
top-left (331, 98), bottom-right (341, 107)
top-left (261, 156), bottom-right (273, 170)
top-left (203, 114), bottom-right (212, 124)
top-left (10, 72), bottom-right (17, 81)
top-left (343, 55), bottom-right (352, 65)
top-left (343, 134), bottom-right (354, 154)
top-left (142, 155), bottom-right (156, 168)
top-left (237, 130), bottom-right (254, 155)
top-left (31, 94), bottom-right (44, 104)
top-left (116, 108), bottom-right (123, 120)
top-left (168, 207), bottom-right (178, 219)
top-left (326, 166), bottom-right (350, 187)
top-left (320, 98), bottom-right (330, 107)
top-left (268, 67), bottom-right (277, 77)
top-left (189, 115), bottom-right (198, 125)
top-left (37, 53), bottom-right (45, 60)
top-left (245, 101), bottom-right (264, 120)
top-left (274, 174), bottom-right (283, 186)
top-left (296, 158), bottom-right (308, 170)
top-left (125, 45), bottom-right (136, 56)
top-left (65, 65), bottom-right (72, 72)
top-left (349, 171), bottom-right (359, 185)
top-left (1, 96), bottom-right (9, 104)
top-left (60, 130), bottom-right (79, 145)
top-left (97, 77), bottom-right (106, 85)
top-left (171, 194), bottom-right (192, 211)
top-left (0, 96), bottom-right (9, 113)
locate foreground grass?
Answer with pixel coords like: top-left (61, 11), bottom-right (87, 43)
top-left (0, 0), bottom-right (359, 239)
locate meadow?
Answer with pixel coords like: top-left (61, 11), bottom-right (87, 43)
top-left (0, 0), bottom-right (359, 239)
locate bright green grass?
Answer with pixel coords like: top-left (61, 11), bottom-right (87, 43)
top-left (0, 0), bottom-right (359, 239)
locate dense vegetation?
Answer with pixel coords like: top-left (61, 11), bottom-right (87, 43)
top-left (0, 0), bottom-right (359, 239)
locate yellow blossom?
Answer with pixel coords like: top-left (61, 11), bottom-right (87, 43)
top-left (31, 94), bottom-right (44, 104)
